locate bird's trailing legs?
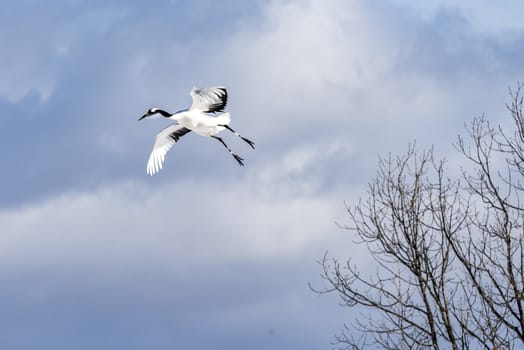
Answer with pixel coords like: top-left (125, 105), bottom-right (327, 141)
top-left (220, 125), bottom-right (255, 149)
top-left (211, 136), bottom-right (245, 166)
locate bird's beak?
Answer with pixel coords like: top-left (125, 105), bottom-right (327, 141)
top-left (138, 113), bottom-right (148, 121)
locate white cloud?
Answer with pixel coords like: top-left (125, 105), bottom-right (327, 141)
top-left (252, 138), bottom-right (356, 197)
top-left (0, 175), bottom-right (343, 271)
top-left (207, 0), bottom-right (505, 150)
top-left (223, 0), bottom-right (393, 127)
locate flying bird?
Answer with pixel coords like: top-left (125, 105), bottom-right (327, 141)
top-left (139, 86), bottom-right (255, 175)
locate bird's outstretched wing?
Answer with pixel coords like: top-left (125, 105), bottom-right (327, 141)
top-left (189, 86), bottom-right (227, 113)
top-left (146, 124), bottom-right (191, 175)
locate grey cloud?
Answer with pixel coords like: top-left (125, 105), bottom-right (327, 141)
top-left (0, 177), bottom-right (346, 350)
top-left (0, 259), bottom-right (342, 350)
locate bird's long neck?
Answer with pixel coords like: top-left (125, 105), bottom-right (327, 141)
top-left (156, 109), bottom-right (172, 118)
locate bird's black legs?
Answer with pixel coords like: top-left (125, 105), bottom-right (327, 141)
top-left (220, 125), bottom-right (255, 149)
top-left (212, 125), bottom-right (254, 166)
top-left (211, 136), bottom-right (245, 166)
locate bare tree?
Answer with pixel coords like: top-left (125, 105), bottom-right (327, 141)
top-left (313, 84), bottom-right (524, 350)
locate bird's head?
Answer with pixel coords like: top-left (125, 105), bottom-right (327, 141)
top-left (139, 107), bottom-right (170, 121)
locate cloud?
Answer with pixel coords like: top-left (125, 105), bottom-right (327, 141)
top-left (0, 159), bottom-right (350, 349)
top-left (212, 0), bottom-right (524, 155)
top-left (0, 174), bottom-right (343, 270)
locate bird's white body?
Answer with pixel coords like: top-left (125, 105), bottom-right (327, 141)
top-left (171, 110), bottom-right (231, 137)
top-left (139, 86), bottom-right (254, 175)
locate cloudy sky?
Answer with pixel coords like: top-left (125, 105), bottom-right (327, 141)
top-left (2, 0), bottom-right (524, 349)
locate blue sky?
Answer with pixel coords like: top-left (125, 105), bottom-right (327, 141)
top-left (2, 0), bottom-right (524, 349)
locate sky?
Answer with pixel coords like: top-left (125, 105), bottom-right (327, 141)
top-left (2, 0), bottom-right (524, 349)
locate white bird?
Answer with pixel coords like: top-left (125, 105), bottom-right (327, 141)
top-left (139, 86), bottom-right (255, 175)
